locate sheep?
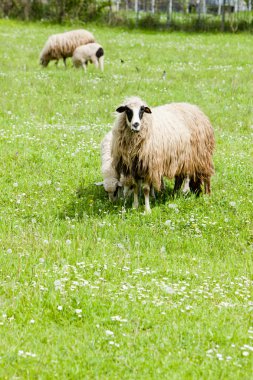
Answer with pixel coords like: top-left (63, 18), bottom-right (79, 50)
top-left (96, 130), bottom-right (121, 202)
top-left (111, 97), bottom-right (215, 213)
top-left (40, 29), bottom-right (95, 67)
top-left (72, 43), bottom-right (104, 72)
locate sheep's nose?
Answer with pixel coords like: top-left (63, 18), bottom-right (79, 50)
top-left (133, 122), bottom-right (139, 129)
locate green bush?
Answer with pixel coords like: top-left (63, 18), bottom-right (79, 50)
top-left (138, 13), bottom-right (161, 29)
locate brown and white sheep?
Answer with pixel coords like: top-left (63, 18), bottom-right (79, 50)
top-left (111, 96), bottom-right (215, 213)
top-left (39, 29), bottom-right (95, 67)
top-left (72, 43), bottom-right (104, 72)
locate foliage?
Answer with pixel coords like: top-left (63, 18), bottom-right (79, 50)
top-left (138, 12), bottom-right (162, 28)
top-left (0, 0), bottom-right (111, 22)
top-left (0, 1), bottom-right (253, 31)
top-left (0, 19), bottom-right (252, 379)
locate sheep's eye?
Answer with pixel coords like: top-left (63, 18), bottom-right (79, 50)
top-left (125, 108), bottom-right (133, 122)
top-left (139, 107), bottom-right (145, 119)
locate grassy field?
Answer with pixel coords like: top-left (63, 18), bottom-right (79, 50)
top-left (0, 19), bottom-right (252, 379)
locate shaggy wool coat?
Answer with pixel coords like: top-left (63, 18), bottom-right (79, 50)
top-left (111, 97), bottom-right (215, 191)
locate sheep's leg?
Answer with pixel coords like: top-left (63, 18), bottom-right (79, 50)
top-left (63, 57), bottom-right (67, 68)
top-left (190, 175), bottom-right (202, 196)
top-left (143, 183), bottom-right (151, 214)
top-left (182, 175), bottom-right (190, 194)
top-left (173, 175), bottom-right (184, 195)
top-left (204, 177), bottom-right (211, 194)
top-left (123, 185), bottom-right (130, 198)
top-left (91, 56), bottom-right (99, 69)
top-left (150, 185), bottom-right (156, 199)
top-left (161, 176), bottom-right (165, 191)
top-left (82, 61), bottom-right (87, 72)
top-left (132, 184), bottom-right (139, 209)
top-left (99, 56), bottom-right (104, 72)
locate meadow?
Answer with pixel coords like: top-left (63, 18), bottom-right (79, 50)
top-left (0, 19), bottom-right (252, 379)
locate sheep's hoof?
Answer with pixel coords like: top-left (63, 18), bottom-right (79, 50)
top-left (182, 189), bottom-right (190, 197)
top-left (144, 208), bottom-right (151, 215)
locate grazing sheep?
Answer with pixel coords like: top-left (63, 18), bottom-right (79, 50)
top-left (95, 130), bottom-right (134, 202)
top-left (111, 97), bottom-right (215, 213)
top-left (72, 43), bottom-right (104, 72)
top-left (40, 29), bottom-right (95, 67)
top-left (95, 130), bottom-right (121, 202)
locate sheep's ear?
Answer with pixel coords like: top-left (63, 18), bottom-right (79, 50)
top-left (144, 106), bottom-right (152, 114)
top-left (117, 181), bottom-right (123, 187)
top-left (116, 106), bottom-right (126, 113)
top-left (95, 181), bottom-right (104, 186)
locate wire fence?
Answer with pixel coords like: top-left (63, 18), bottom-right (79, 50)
top-left (114, 0), bottom-right (250, 14)
top-left (109, 0), bottom-right (253, 31)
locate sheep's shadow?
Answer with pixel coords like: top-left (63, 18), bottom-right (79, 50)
top-left (59, 182), bottom-right (125, 220)
top-left (59, 180), bottom-right (187, 220)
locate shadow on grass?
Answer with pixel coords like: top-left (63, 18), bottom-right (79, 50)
top-left (58, 182), bottom-right (122, 220)
top-left (59, 179), bottom-right (187, 220)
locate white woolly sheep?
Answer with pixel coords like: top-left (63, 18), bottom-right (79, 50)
top-left (95, 130), bottom-right (123, 202)
top-left (40, 29), bottom-right (95, 67)
top-left (72, 43), bottom-right (104, 72)
top-left (111, 97), bottom-right (215, 213)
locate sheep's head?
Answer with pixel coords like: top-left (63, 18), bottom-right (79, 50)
top-left (116, 98), bottom-right (151, 133)
top-left (40, 58), bottom-right (49, 67)
top-left (40, 55), bottom-right (50, 67)
top-left (95, 178), bottom-right (122, 202)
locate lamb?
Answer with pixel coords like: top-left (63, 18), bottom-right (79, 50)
top-left (111, 97), bottom-right (215, 213)
top-left (95, 130), bottom-right (123, 202)
top-left (72, 43), bottom-right (104, 72)
top-left (96, 131), bottom-right (159, 202)
top-left (40, 29), bottom-right (95, 67)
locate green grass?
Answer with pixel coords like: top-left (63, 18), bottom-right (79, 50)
top-left (0, 19), bottom-right (253, 379)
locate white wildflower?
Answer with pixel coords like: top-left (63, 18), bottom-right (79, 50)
top-left (243, 345), bottom-right (253, 351)
top-left (168, 203), bottom-right (177, 209)
top-left (105, 330), bottom-right (114, 336)
top-left (111, 315), bottom-right (128, 323)
top-left (164, 286), bottom-right (174, 294)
